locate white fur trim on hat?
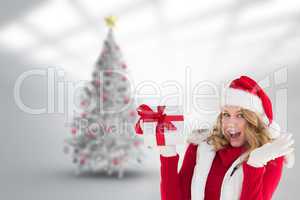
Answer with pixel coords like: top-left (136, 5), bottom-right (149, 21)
top-left (221, 88), bottom-right (265, 116)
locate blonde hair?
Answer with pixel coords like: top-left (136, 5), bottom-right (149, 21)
top-left (206, 108), bottom-right (272, 155)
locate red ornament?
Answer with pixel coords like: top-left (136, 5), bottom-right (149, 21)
top-left (104, 71), bottom-right (113, 76)
top-left (94, 80), bottom-right (101, 86)
top-left (80, 100), bottom-right (87, 107)
top-left (133, 141), bottom-right (141, 147)
top-left (121, 76), bottom-right (127, 81)
top-left (112, 158), bottom-right (119, 165)
top-left (105, 126), bottom-right (112, 133)
top-left (129, 110), bottom-right (136, 117)
top-left (81, 112), bottom-right (87, 118)
top-left (101, 49), bottom-right (108, 56)
top-left (71, 127), bottom-right (77, 135)
top-left (124, 97), bottom-right (130, 104)
top-left (86, 130), bottom-right (96, 139)
top-left (101, 93), bottom-right (108, 102)
top-left (80, 157), bottom-right (86, 165)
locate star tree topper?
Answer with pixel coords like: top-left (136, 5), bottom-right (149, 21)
top-left (105, 15), bottom-right (117, 28)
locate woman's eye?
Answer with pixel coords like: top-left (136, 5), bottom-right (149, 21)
top-left (237, 113), bottom-right (244, 118)
top-left (222, 113), bottom-right (230, 117)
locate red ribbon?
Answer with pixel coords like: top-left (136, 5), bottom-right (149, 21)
top-left (134, 104), bottom-right (184, 145)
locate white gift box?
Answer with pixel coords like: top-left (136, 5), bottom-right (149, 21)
top-left (136, 105), bottom-right (185, 147)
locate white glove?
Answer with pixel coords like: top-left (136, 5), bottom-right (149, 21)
top-left (158, 145), bottom-right (177, 157)
top-left (247, 134), bottom-right (294, 168)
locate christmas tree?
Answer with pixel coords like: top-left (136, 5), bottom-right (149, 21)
top-left (64, 16), bottom-right (143, 178)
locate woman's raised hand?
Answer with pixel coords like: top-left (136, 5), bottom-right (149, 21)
top-left (247, 134), bottom-right (295, 168)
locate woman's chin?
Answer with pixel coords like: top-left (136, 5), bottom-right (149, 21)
top-left (229, 140), bottom-right (244, 147)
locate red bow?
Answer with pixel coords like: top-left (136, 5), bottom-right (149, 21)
top-left (135, 104), bottom-right (184, 145)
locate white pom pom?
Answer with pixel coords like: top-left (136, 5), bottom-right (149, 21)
top-left (284, 151), bottom-right (295, 168)
top-left (268, 121), bottom-right (281, 139)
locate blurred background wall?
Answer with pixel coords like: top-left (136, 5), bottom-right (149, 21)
top-left (0, 0), bottom-right (299, 199)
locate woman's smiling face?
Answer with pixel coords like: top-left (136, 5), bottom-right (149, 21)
top-left (221, 105), bottom-right (247, 147)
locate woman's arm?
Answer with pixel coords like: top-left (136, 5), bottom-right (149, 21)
top-left (160, 144), bottom-right (198, 200)
top-left (239, 156), bottom-right (284, 200)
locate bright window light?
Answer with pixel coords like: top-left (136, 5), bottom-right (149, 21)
top-left (62, 60), bottom-right (92, 80)
top-left (230, 24), bottom-right (290, 47)
top-left (162, 0), bottom-right (235, 23)
top-left (78, 0), bottom-right (133, 18)
top-left (167, 15), bottom-right (227, 43)
top-left (117, 4), bottom-right (157, 37)
top-left (0, 22), bottom-right (38, 50)
top-left (23, 0), bottom-right (84, 37)
top-left (238, 0), bottom-right (299, 27)
top-left (59, 30), bottom-right (99, 61)
top-left (31, 45), bottom-right (62, 63)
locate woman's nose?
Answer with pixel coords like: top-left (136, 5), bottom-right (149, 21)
top-left (227, 122), bottom-right (235, 128)
top-left (227, 117), bottom-right (239, 125)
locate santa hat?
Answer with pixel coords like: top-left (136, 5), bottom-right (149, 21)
top-left (220, 75), bottom-right (280, 139)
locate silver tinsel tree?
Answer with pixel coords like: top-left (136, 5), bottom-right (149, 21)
top-left (64, 16), bottom-right (143, 178)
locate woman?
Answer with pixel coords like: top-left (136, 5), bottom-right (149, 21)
top-left (159, 76), bottom-right (294, 200)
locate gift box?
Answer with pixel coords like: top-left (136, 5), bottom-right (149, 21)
top-left (134, 104), bottom-right (184, 146)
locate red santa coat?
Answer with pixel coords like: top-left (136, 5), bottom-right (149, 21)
top-left (160, 131), bottom-right (284, 200)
